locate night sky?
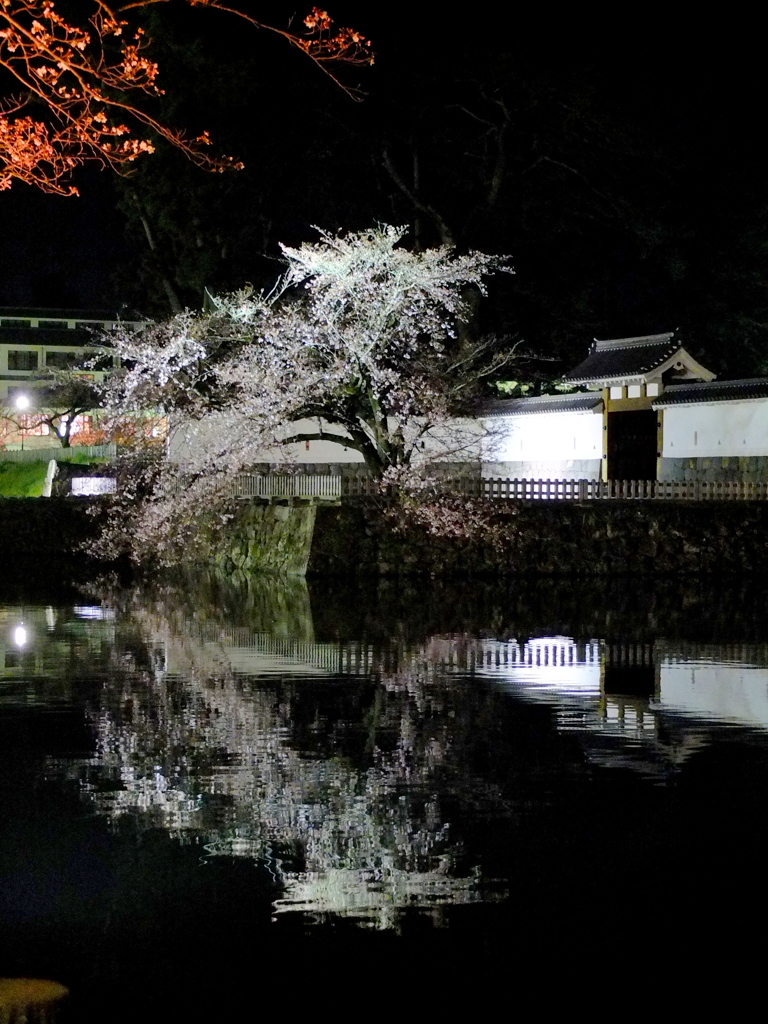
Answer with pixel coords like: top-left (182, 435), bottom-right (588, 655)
top-left (1, 5), bottom-right (766, 379)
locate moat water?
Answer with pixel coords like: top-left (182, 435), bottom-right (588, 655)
top-left (1, 574), bottom-right (766, 1018)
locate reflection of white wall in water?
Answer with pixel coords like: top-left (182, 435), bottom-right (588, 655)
top-left (481, 411), bottom-right (603, 467)
top-left (274, 866), bottom-right (483, 924)
top-left (659, 662), bottom-right (768, 728)
top-left (662, 400), bottom-right (768, 458)
top-left (469, 638), bottom-right (602, 696)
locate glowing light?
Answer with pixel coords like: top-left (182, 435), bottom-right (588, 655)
top-left (14, 394), bottom-right (30, 411)
top-left (14, 625), bottom-right (27, 647)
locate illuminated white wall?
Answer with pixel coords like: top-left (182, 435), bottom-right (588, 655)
top-left (479, 410), bottom-right (603, 477)
top-left (169, 409), bottom-right (605, 472)
top-left (662, 399), bottom-right (768, 458)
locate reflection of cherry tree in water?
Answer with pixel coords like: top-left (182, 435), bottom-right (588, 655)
top-left (72, 600), bottom-right (503, 927)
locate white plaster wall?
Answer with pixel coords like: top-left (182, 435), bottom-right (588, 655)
top-left (169, 415), bottom-right (366, 464)
top-left (479, 411), bottom-right (602, 472)
top-left (662, 399), bottom-right (768, 458)
top-left (169, 414), bottom-right (485, 466)
top-left (270, 419), bottom-right (366, 463)
top-left (418, 417), bottom-right (484, 463)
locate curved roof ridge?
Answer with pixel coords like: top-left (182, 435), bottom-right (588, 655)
top-left (653, 378), bottom-right (768, 406)
top-left (479, 392), bottom-right (603, 417)
top-left (594, 332), bottom-right (675, 350)
top-left (665, 377), bottom-right (766, 391)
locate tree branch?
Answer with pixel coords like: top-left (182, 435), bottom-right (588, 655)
top-left (382, 149), bottom-right (455, 246)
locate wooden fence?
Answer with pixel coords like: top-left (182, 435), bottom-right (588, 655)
top-left (475, 478), bottom-right (768, 501)
top-left (0, 444), bottom-right (117, 463)
top-left (81, 470), bottom-right (768, 502)
top-left (227, 474), bottom-right (343, 498)
top-left (214, 474), bottom-right (768, 502)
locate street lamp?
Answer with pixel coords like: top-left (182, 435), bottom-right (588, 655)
top-left (14, 393), bottom-right (30, 450)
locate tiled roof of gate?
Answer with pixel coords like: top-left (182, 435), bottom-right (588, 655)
top-left (563, 332), bottom-right (680, 383)
top-left (479, 392), bottom-right (603, 417)
top-left (653, 379), bottom-right (768, 406)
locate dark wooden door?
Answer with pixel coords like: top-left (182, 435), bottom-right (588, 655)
top-left (607, 410), bottom-right (657, 481)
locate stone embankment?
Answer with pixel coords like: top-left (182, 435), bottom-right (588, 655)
top-left (4, 495), bottom-right (768, 578)
top-left (307, 499), bottom-right (768, 576)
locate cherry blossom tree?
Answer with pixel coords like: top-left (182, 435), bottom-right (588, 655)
top-left (20, 371), bottom-right (102, 446)
top-left (98, 225), bottom-right (512, 560)
top-left (0, 2), bottom-right (372, 195)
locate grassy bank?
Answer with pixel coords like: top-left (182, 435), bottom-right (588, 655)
top-left (0, 461), bottom-right (49, 497)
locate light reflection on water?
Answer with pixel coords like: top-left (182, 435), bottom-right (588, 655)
top-left (4, 579), bottom-right (768, 934)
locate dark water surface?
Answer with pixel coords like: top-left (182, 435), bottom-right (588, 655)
top-left (2, 574), bottom-right (768, 1018)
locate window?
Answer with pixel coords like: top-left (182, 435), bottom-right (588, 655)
top-left (45, 350), bottom-right (82, 369)
top-left (18, 415), bottom-right (49, 436)
top-left (8, 349), bottom-right (39, 371)
top-left (67, 414), bottom-right (91, 436)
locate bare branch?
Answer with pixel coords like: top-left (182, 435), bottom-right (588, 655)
top-left (382, 150), bottom-right (456, 247)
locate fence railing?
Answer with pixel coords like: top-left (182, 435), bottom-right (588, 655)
top-left (65, 468), bottom-right (768, 502)
top-left (476, 478), bottom-right (768, 501)
top-left (0, 444), bottom-right (117, 463)
top-left (227, 474), bottom-right (343, 498)
top-left (337, 475), bottom-right (768, 501)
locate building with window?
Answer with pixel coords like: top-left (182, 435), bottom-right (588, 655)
top-left (0, 307), bottom-right (144, 449)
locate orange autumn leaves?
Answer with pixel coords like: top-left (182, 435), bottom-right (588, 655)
top-left (0, 2), bottom-right (372, 195)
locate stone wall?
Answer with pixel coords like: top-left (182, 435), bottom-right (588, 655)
top-left (5, 495), bottom-right (768, 581)
top-left (308, 498), bottom-right (768, 576)
top-left (660, 456), bottom-right (768, 483)
top-left (0, 497), bottom-right (317, 584)
top-left (193, 501), bottom-right (317, 578)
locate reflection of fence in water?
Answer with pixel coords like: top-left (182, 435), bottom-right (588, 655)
top-left (176, 623), bottom-right (610, 678)
top-left (171, 623), bottom-right (768, 676)
top-left (175, 623), bottom-right (607, 686)
top-left (167, 622), bottom-right (768, 735)
top-left (174, 620), bottom-right (375, 675)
